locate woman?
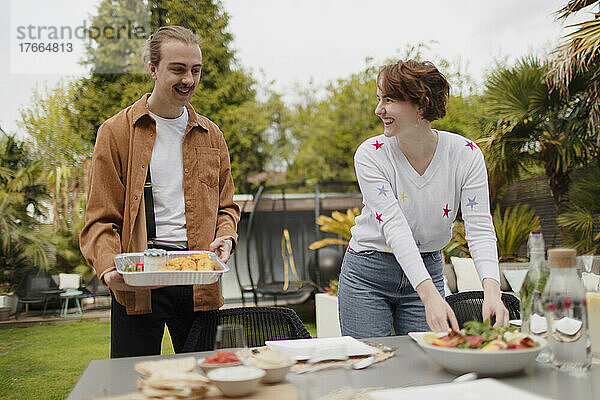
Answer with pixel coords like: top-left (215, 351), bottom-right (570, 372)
top-left (338, 60), bottom-right (508, 338)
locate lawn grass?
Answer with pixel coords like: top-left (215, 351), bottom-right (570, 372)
top-left (0, 321), bottom-right (111, 400)
top-left (0, 321), bottom-right (177, 400)
top-left (0, 303), bottom-right (316, 400)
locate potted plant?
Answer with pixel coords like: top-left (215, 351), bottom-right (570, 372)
top-left (309, 208), bottom-right (359, 337)
top-left (493, 203), bottom-right (541, 262)
top-left (0, 282), bottom-right (14, 321)
top-left (445, 204), bottom-right (540, 294)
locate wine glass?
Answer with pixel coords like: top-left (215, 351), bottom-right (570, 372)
top-left (582, 255), bottom-right (594, 274)
top-left (214, 324), bottom-right (247, 350)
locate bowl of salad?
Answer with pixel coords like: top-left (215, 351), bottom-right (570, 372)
top-left (409, 320), bottom-right (547, 376)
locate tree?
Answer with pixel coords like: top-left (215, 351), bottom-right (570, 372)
top-left (0, 134), bottom-right (50, 288)
top-left (283, 49), bottom-right (485, 184)
top-left (479, 57), bottom-right (597, 209)
top-left (549, 0), bottom-right (600, 145)
top-left (19, 82), bottom-right (92, 229)
top-left (73, 0), bottom-right (270, 192)
top-left (284, 65), bottom-right (381, 183)
top-left (557, 165), bottom-right (600, 253)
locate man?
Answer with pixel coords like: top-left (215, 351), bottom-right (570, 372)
top-left (80, 25), bottom-right (240, 358)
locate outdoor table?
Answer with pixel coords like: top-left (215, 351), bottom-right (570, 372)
top-left (60, 290), bottom-right (83, 318)
top-left (66, 335), bottom-right (600, 400)
top-left (40, 289), bottom-right (64, 317)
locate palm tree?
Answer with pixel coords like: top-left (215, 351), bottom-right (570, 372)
top-left (480, 57), bottom-right (597, 210)
top-left (549, 0), bottom-right (600, 145)
top-left (0, 134), bottom-right (50, 288)
top-left (557, 165), bottom-right (600, 253)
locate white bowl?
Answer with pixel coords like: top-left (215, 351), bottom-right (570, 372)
top-left (207, 366), bottom-right (266, 397)
top-left (253, 361), bottom-right (295, 384)
top-left (197, 358), bottom-right (243, 374)
top-left (412, 333), bottom-right (547, 376)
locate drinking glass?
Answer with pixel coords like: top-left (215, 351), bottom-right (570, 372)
top-left (214, 324), bottom-right (247, 350)
top-left (581, 255), bottom-right (594, 273)
top-left (586, 282), bottom-right (600, 360)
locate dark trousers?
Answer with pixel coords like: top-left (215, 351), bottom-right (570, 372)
top-left (110, 285), bottom-right (213, 358)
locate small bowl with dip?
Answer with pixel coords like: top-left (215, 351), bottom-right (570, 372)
top-left (207, 365), bottom-right (266, 397)
top-left (247, 348), bottom-right (296, 383)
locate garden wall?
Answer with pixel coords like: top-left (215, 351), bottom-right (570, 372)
top-left (499, 176), bottom-right (563, 252)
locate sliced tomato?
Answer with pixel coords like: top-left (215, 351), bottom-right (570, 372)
top-left (203, 350), bottom-right (240, 364)
top-left (463, 335), bottom-right (484, 347)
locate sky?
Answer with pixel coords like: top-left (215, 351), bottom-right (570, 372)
top-left (0, 0), bottom-right (591, 137)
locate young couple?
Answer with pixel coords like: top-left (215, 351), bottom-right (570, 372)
top-left (80, 25), bottom-right (507, 359)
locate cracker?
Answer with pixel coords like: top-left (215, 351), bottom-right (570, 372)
top-left (92, 392), bottom-right (148, 400)
top-left (134, 357), bottom-right (197, 376)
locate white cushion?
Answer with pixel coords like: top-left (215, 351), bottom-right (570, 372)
top-left (443, 276), bottom-right (453, 297)
top-left (502, 269), bottom-right (529, 293)
top-left (59, 273), bottom-right (81, 290)
top-left (451, 257), bottom-right (482, 292)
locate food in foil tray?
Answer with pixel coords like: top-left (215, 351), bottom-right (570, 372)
top-left (160, 253), bottom-right (222, 271)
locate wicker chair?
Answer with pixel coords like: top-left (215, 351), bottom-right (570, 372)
top-left (445, 291), bottom-right (520, 329)
top-left (182, 306), bottom-right (311, 353)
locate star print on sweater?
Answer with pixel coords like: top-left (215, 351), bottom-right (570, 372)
top-left (376, 213), bottom-right (383, 223)
top-left (372, 140), bottom-right (384, 150)
top-left (442, 204), bottom-right (451, 217)
top-left (466, 197), bottom-right (478, 209)
top-left (465, 140), bottom-right (476, 150)
top-left (377, 185), bottom-right (389, 196)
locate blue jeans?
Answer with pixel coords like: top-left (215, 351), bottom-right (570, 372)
top-left (338, 247), bottom-right (444, 338)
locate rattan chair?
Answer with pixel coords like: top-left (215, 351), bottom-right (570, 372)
top-left (445, 291), bottom-right (520, 329)
top-left (182, 306), bottom-right (311, 352)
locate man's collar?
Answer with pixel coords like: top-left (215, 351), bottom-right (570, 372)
top-left (132, 93), bottom-right (209, 132)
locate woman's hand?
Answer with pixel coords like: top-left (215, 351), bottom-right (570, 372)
top-left (482, 278), bottom-right (509, 327)
top-left (416, 279), bottom-right (460, 332)
top-left (210, 236), bottom-right (233, 263)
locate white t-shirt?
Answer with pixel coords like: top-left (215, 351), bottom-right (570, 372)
top-left (348, 130), bottom-right (500, 289)
top-left (148, 108), bottom-right (188, 244)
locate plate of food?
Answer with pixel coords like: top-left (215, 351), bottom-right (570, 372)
top-left (114, 250), bottom-right (228, 286)
top-left (410, 320), bottom-right (546, 376)
top-left (197, 350), bottom-right (243, 373)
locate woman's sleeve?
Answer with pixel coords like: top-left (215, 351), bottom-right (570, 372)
top-left (354, 144), bottom-right (431, 288)
top-left (460, 149), bottom-right (500, 284)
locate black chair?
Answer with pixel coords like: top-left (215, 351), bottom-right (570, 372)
top-left (232, 191), bottom-right (259, 306)
top-left (80, 275), bottom-right (110, 299)
top-left (309, 180), bottom-right (360, 289)
top-left (445, 291), bottom-right (520, 329)
top-left (182, 306), bottom-right (312, 352)
top-left (14, 269), bottom-right (61, 319)
top-left (240, 184), bottom-right (318, 305)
